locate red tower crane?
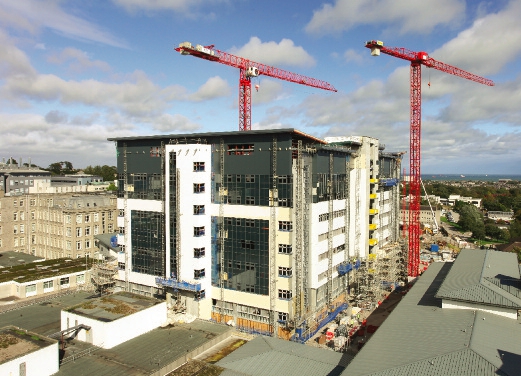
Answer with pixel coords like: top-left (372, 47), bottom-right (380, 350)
top-left (365, 40), bottom-right (494, 277)
top-left (175, 42), bottom-right (337, 131)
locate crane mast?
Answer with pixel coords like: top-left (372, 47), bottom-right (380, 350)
top-left (175, 42), bottom-right (337, 131)
top-left (365, 40), bottom-right (493, 277)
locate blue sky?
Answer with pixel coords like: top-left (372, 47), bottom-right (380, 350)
top-left (1, 0), bottom-right (520, 174)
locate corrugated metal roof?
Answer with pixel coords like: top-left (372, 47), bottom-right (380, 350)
top-left (217, 336), bottom-right (349, 376)
top-left (435, 249), bottom-right (521, 308)
top-left (342, 258), bottom-right (521, 376)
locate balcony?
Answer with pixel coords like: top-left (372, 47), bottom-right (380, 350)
top-left (369, 223), bottom-right (378, 231)
top-left (369, 238), bottom-right (378, 246)
top-left (369, 208), bottom-right (379, 215)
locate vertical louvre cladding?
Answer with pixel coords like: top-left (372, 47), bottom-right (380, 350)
top-left (215, 174), bottom-right (293, 207)
top-left (212, 217), bottom-right (269, 295)
top-left (131, 210), bottom-right (164, 276)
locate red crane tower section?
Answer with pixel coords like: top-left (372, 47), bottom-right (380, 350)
top-left (175, 42), bottom-right (337, 131)
top-left (365, 40), bottom-right (494, 277)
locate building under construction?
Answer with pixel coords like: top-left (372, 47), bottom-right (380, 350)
top-left (108, 128), bottom-right (403, 339)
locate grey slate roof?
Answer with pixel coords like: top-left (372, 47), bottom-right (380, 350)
top-left (217, 336), bottom-right (351, 376)
top-left (342, 259), bottom-right (521, 376)
top-left (435, 249), bottom-right (521, 309)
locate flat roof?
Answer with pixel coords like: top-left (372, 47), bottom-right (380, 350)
top-left (64, 291), bottom-right (162, 322)
top-left (0, 257), bottom-right (92, 284)
top-left (0, 326), bottom-right (56, 364)
top-left (108, 128), bottom-right (327, 145)
top-left (0, 251), bottom-right (44, 269)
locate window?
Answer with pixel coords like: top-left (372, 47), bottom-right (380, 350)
top-left (240, 240), bottom-right (255, 250)
top-left (85, 226), bottom-right (91, 236)
top-left (150, 146), bottom-right (161, 157)
top-left (76, 227), bottom-right (82, 237)
top-left (194, 269), bottom-right (205, 279)
top-left (194, 247), bottom-right (205, 258)
top-left (193, 205), bottom-right (205, 215)
top-left (193, 183), bottom-right (205, 193)
top-left (76, 214), bottom-right (82, 223)
top-left (228, 144), bottom-right (254, 156)
top-left (278, 175), bottom-right (292, 184)
top-left (245, 196), bottom-right (255, 205)
top-left (278, 198), bottom-right (291, 207)
top-left (278, 221), bottom-right (293, 231)
top-left (13, 225), bottom-right (18, 234)
top-left (60, 277), bottom-right (69, 287)
top-left (235, 261), bottom-right (242, 269)
top-left (76, 241), bottom-right (82, 250)
top-left (85, 240), bottom-right (91, 249)
top-left (236, 196), bottom-right (241, 204)
top-left (31, 211), bottom-right (35, 220)
top-left (30, 199), bottom-right (36, 206)
top-left (19, 200), bottom-right (24, 207)
top-left (278, 312), bottom-right (288, 322)
top-left (13, 212), bottom-right (18, 221)
top-left (245, 174), bottom-right (255, 183)
top-left (85, 214), bottom-right (90, 223)
top-left (245, 262), bottom-right (255, 270)
top-left (19, 225), bottom-right (24, 234)
top-left (278, 289), bottom-right (292, 300)
top-left (25, 284), bottom-right (36, 297)
top-left (245, 284), bottom-right (255, 292)
top-left (43, 280), bottom-right (53, 290)
top-left (193, 162), bottom-right (205, 172)
top-left (245, 219), bottom-right (255, 227)
top-left (278, 267), bottom-right (293, 277)
top-left (94, 225), bottom-right (99, 235)
top-left (94, 213), bottom-right (99, 222)
top-left (195, 290), bottom-right (205, 300)
top-left (118, 262), bottom-right (125, 270)
top-left (77, 274), bottom-right (85, 284)
top-left (194, 226), bottom-right (205, 237)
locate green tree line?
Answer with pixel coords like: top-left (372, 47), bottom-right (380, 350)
top-left (424, 181), bottom-right (521, 241)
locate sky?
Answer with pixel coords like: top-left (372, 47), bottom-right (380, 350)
top-left (1, 0), bottom-right (520, 174)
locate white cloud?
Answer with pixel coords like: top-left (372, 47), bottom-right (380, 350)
top-left (343, 49), bottom-right (364, 64)
top-left (111, 0), bottom-right (225, 18)
top-left (188, 76), bottom-right (232, 101)
top-left (145, 113), bottom-right (201, 132)
top-left (429, 0), bottom-right (521, 76)
top-left (305, 0), bottom-right (465, 35)
top-left (0, 0), bottom-right (128, 48)
top-left (47, 48), bottom-right (111, 73)
top-left (229, 37), bottom-right (316, 68)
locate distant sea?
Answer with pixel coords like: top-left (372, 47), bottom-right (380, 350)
top-left (421, 174), bottom-right (521, 182)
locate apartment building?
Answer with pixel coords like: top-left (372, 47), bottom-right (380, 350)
top-left (0, 193), bottom-right (117, 259)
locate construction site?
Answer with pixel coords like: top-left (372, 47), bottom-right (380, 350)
top-left (101, 39), bottom-right (495, 350)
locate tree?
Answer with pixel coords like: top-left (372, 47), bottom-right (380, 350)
top-left (484, 224), bottom-right (501, 240)
top-left (46, 161), bottom-right (76, 175)
top-left (83, 165), bottom-right (117, 182)
top-left (457, 203), bottom-right (485, 239)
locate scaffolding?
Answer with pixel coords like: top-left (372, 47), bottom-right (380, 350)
top-left (294, 140), bottom-right (304, 322)
top-left (91, 258), bottom-right (118, 295)
top-left (269, 137), bottom-right (278, 337)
